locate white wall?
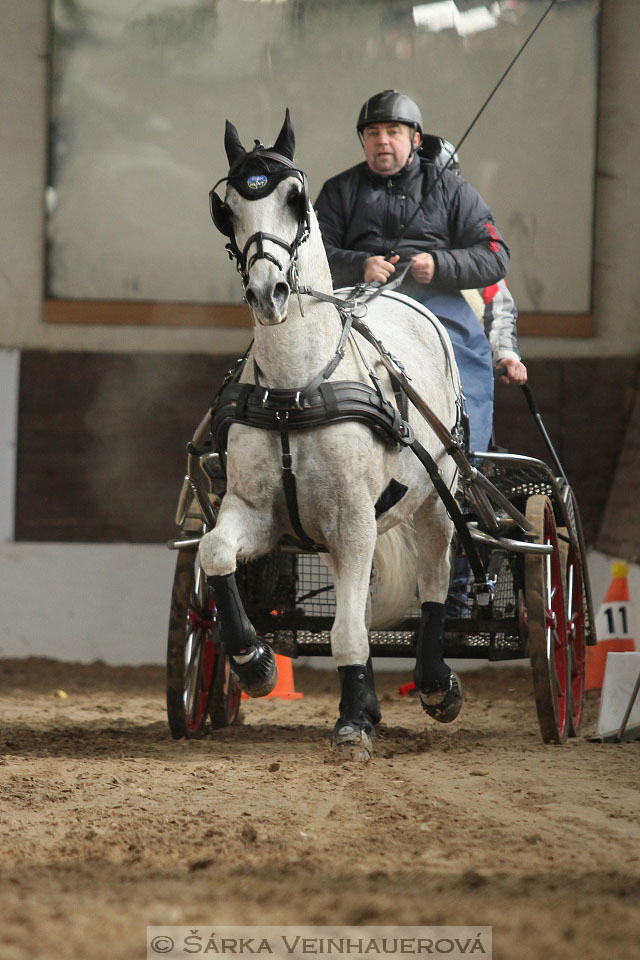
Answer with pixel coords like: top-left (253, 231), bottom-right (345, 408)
top-left (0, 541), bottom-right (177, 664)
top-left (0, 0), bottom-right (639, 358)
top-left (0, 536), bottom-right (633, 667)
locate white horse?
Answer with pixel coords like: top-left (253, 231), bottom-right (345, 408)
top-left (199, 112), bottom-right (463, 758)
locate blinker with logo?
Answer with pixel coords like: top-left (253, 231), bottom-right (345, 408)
top-left (247, 174), bottom-right (268, 191)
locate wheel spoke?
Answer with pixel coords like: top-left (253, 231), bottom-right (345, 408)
top-left (568, 641), bottom-right (578, 675)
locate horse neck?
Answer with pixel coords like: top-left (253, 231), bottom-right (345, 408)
top-left (252, 222), bottom-right (342, 389)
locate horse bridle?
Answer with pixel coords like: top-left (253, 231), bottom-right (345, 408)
top-left (209, 146), bottom-right (311, 292)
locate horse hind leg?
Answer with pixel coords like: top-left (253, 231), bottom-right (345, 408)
top-left (325, 524), bottom-right (379, 760)
top-left (412, 496), bottom-right (463, 723)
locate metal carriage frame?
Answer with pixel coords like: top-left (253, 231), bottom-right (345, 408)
top-left (165, 384), bottom-right (597, 747)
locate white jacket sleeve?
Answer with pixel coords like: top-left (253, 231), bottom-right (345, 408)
top-left (482, 279), bottom-right (520, 364)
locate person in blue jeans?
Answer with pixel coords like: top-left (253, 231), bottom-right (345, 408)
top-left (314, 90), bottom-right (524, 713)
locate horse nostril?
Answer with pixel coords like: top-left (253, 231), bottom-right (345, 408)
top-left (273, 282), bottom-right (290, 308)
top-left (245, 287), bottom-right (259, 310)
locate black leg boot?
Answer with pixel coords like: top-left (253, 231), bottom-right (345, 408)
top-left (208, 573), bottom-right (277, 698)
top-left (413, 601), bottom-right (462, 723)
top-left (332, 664), bottom-right (376, 759)
top-left (363, 656), bottom-right (382, 727)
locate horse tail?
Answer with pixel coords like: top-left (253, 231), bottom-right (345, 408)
top-left (369, 521), bottom-right (418, 629)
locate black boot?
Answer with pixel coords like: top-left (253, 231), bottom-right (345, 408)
top-left (413, 601), bottom-right (462, 723)
top-left (332, 664), bottom-right (376, 758)
top-left (208, 573), bottom-right (277, 698)
top-left (229, 642), bottom-right (277, 699)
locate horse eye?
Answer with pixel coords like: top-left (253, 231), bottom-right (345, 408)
top-left (286, 187), bottom-right (300, 206)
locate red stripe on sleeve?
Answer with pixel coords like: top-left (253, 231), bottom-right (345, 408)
top-left (482, 283), bottom-right (498, 305)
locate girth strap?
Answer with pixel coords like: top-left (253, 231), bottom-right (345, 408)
top-left (276, 411), bottom-right (323, 550)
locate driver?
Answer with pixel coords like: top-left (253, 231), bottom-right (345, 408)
top-left (314, 89), bottom-right (519, 454)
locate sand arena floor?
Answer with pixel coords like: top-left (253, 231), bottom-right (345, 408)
top-left (0, 658), bottom-right (638, 960)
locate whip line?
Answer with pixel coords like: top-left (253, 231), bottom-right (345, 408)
top-left (387, 0), bottom-right (559, 257)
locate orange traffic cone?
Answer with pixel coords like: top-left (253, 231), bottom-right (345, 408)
top-left (241, 654), bottom-right (303, 700)
top-left (586, 561), bottom-right (636, 691)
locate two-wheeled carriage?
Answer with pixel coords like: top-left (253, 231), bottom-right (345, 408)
top-left (166, 111), bottom-right (596, 754)
top-left (166, 386), bottom-right (596, 746)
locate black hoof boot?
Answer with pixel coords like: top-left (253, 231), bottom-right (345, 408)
top-left (419, 672), bottom-right (463, 723)
top-left (331, 664), bottom-right (375, 760)
top-left (230, 642), bottom-right (277, 698)
top-left (414, 601), bottom-right (463, 724)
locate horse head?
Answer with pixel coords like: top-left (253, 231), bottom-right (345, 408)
top-left (210, 110), bottom-right (311, 326)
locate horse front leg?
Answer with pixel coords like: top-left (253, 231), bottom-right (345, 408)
top-left (199, 494), bottom-right (278, 698)
top-left (325, 515), bottom-right (380, 759)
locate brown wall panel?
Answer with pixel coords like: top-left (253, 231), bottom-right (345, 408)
top-left (15, 351), bottom-right (633, 546)
top-left (16, 351), bottom-right (238, 543)
top-left (597, 387), bottom-right (640, 562)
top-left (493, 359), bottom-right (637, 544)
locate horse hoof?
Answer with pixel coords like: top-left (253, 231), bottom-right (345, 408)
top-left (419, 672), bottom-right (463, 723)
top-left (230, 642), bottom-right (277, 698)
top-left (331, 723), bottom-right (375, 761)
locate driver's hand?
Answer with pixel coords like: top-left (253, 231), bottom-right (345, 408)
top-left (410, 253), bottom-right (435, 284)
top-left (497, 357), bottom-right (528, 385)
top-left (363, 254), bottom-right (399, 284)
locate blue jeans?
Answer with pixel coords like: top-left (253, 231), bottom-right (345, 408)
top-left (407, 289), bottom-right (494, 453)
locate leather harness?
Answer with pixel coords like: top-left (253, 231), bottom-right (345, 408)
top-left (208, 306), bottom-right (486, 582)
top-left (211, 318), bottom-right (415, 550)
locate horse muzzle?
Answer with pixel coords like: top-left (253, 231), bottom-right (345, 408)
top-left (245, 279), bottom-right (290, 325)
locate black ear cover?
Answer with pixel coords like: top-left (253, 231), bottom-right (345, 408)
top-left (209, 189), bottom-right (233, 238)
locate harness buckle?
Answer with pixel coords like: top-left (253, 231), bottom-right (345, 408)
top-left (294, 391), bottom-right (303, 410)
top-left (262, 389), bottom-right (270, 407)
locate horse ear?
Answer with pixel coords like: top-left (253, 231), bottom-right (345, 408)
top-left (224, 120), bottom-right (246, 167)
top-left (272, 108), bottom-right (295, 161)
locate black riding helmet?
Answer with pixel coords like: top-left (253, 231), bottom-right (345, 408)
top-left (357, 89), bottom-right (423, 137)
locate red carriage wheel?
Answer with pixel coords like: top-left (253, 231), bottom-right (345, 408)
top-left (166, 549), bottom-right (242, 738)
top-left (210, 652), bottom-right (242, 728)
top-left (524, 495), bottom-right (570, 744)
top-left (166, 549), bottom-right (217, 739)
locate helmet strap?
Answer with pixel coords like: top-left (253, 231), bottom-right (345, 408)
top-left (404, 128), bottom-right (422, 170)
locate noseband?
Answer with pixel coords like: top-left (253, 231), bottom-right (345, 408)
top-left (209, 145), bottom-right (310, 292)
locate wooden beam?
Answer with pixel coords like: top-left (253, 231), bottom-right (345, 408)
top-left (518, 313), bottom-right (593, 338)
top-left (43, 299), bottom-right (251, 328)
top-left (43, 299), bottom-right (593, 337)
